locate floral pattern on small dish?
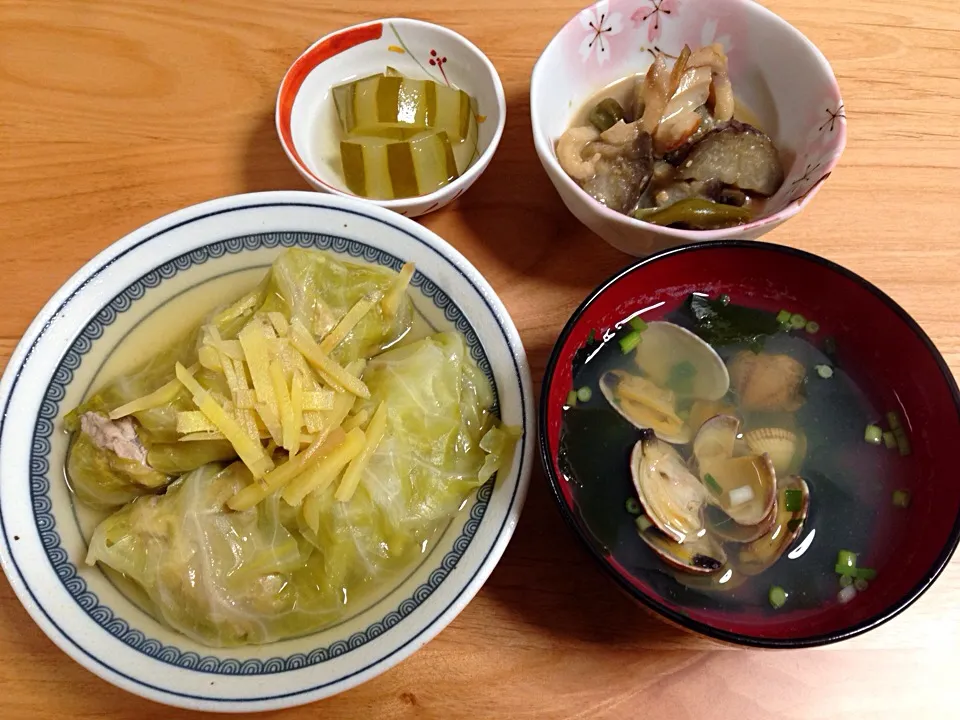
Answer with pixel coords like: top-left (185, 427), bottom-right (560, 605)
top-left (631, 0), bottom-right (679, 43)
top-left (531, 0), bottom-right (848, 255)
top-left (578, 0), bottom-right (625, 65)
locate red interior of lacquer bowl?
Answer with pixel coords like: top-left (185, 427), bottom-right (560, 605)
top-left (540, 241), bottom-right (960, 646)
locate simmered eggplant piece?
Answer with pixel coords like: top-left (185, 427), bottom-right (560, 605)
top-left (678, 121), bottom-right (785, 196)
top-left (581, 131), bottom-right (654, 214)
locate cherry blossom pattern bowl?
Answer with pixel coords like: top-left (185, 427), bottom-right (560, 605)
top-left (530, 0), bottom-right (847, 256)
top-left (276, 18), bottom-right (506, 218)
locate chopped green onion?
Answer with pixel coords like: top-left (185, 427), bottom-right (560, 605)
top-left (854, 568), bottom-right (877, 581)
top-left (625, 497), bottom-right (641, 515)
top-left (805, 320), bottom-right (820, 334)
top-left (576, 386), bottom-right (593, 403)
top-left (718, 293), bottom-right (731, 306)
top-left (776, 309), bottom-right (792, 325)
top-left (789, 313), bottom-right (807, 329)
top-left (892, 489), bottom-right (911, 508)
top-left (619, 329), bottom-right (643, 354)
top-left (886, 410), bottom-right (901, 431)
top-left (566, 390), bottom-right (578, 407)
top-left (895, 429), bottom-right (912, 456)
top-left (854, 578), bottom-right (869, 592)
top-left (629, 316), bottom-right (648, 332)
top-left (587, 328), bottom-right (596, 344)
top-left (835, 563), bottom-right (858, 576)
top-left (864, 424), bottom-right (883, 445)
top-left (882, 431), bottom-right (897, 449)
top-left (839, 574), bottom-right (854, 588)
top-left (677, 407), bottom-right (691, 421)
top-left (787, 518), bottom-right (802, 533)
top-left (837, 550), bottom-right (858, 570)
top-left (704, 473), bottom-right (722, 496)
top-left (784, 488), bottom-right (803, 512)
top-left (635, 514), bottom-right (653, 532)
top-left (815, 364), bottom-right (834, 379)
top-left (768, 585), bottom-right (788, 609)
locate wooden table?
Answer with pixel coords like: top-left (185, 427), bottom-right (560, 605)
top-left (1, 1), bottom-right (959, 717)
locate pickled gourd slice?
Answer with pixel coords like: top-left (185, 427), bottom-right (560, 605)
top-left (332, 73), bottom-right (473, 141)
top-left (340, 130), bottom-right (459, 200)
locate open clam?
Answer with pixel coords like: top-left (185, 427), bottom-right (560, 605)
top-left (630, 434), bottom-right (708, 543)
top-left (637, 523), bottom-right (727, 574)
top-left (600, 370), bottom-right (692, 444)
top-left (600, 321), bottom-right (731, 444)
top-left (692, 415), bottom-right (778, 527)
top-left (737, 476), bottom-right (810, 576)
top-left (634, 321), bottom-right (730, 400)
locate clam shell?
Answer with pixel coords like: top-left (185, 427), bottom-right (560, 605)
top-left (737, 476), bottom-right (810, 575)
top-left (630, 436), bottom-right (707, 543)
top-left (700, 454), bottom-right (778, 526)
top-left (633, 321), bottom-right (730, 400)
top-left (743, 427), bottom-right (806, 476)
top-left (600, 370), bottom-right (692, 444)
top-left (692, 414), bottom-right (740, 464)
top-left (638, 524), bottom-right (727, 575)
top-left (704, 500), bottom-right (778, 543)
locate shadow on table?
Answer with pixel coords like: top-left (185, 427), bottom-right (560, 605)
top-left (482, 331), bottom-right (691, 651)
top-left (241, 110), bottom-right (313, 194)
top-left (483, 459), bottom-right (692, 648)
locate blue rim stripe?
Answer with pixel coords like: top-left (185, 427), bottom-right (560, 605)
top-left (0, 201), bottom-right (528, 704)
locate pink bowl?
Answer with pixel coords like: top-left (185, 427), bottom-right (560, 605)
top-left (530, 0), bottom-right (847, 256)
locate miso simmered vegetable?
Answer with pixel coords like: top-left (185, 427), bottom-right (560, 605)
top-left (555, 44), bottom-right (785, 229)
top-left (67, 248), bottom-right (518, 646)
top-left (329, 69), bottom-right (479, 200)
top-left (561, 294), bottom-right (910, 612)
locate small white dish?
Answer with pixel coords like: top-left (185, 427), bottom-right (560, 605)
top-left (530, 0), bottom-right (847, 256)
top-left (276, 18), bottom-right (506, 218)
top-left (0, 191), bottom-right (533, 711)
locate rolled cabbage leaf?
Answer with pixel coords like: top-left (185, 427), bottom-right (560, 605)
top-left (85, 463), bottom-right (331, 646)
top-left (85, 332), bottom-right (517, 646)
top-left (296, 333), bottom-right (514, 601)
top-left (65, 249), bottom-right (413, 508)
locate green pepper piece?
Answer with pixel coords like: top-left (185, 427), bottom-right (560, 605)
top-left (632, 198), bottom-right (752, 230)
top-left (588, 98), bottom-right (625, 132)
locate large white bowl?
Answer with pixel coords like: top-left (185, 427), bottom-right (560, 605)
top-left (0, 191), bottom-right (533, 711)
top-left (276, 18), bottom-right (506, 218)
top-left (530, 0), bottom-right (847, 256)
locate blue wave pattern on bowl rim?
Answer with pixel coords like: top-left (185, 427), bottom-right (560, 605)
top-left (33, 230), bottom-right (497, 675)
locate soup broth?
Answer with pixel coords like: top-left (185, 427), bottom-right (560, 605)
top-left (559, 293), bottom-right (908, 613)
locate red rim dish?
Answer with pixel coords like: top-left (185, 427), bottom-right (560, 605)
top-left (539, 241), bottom-right (960, 647)
top-left (276, 22), bottom-right (384, 189)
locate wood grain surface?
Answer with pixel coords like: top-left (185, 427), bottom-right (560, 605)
top-left (1, 1), bottom-right (959, 717)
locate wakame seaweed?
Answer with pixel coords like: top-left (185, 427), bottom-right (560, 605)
top-left (681, 293), bottom-right (782, 347)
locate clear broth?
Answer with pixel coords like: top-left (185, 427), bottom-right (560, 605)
top-left (559, 297), bottom-right (907, 614)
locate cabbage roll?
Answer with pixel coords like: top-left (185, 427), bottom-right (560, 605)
top-left (65, 248), bottom-right (413, 508)
top-left (85, 332), bottom-right (516, 646)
